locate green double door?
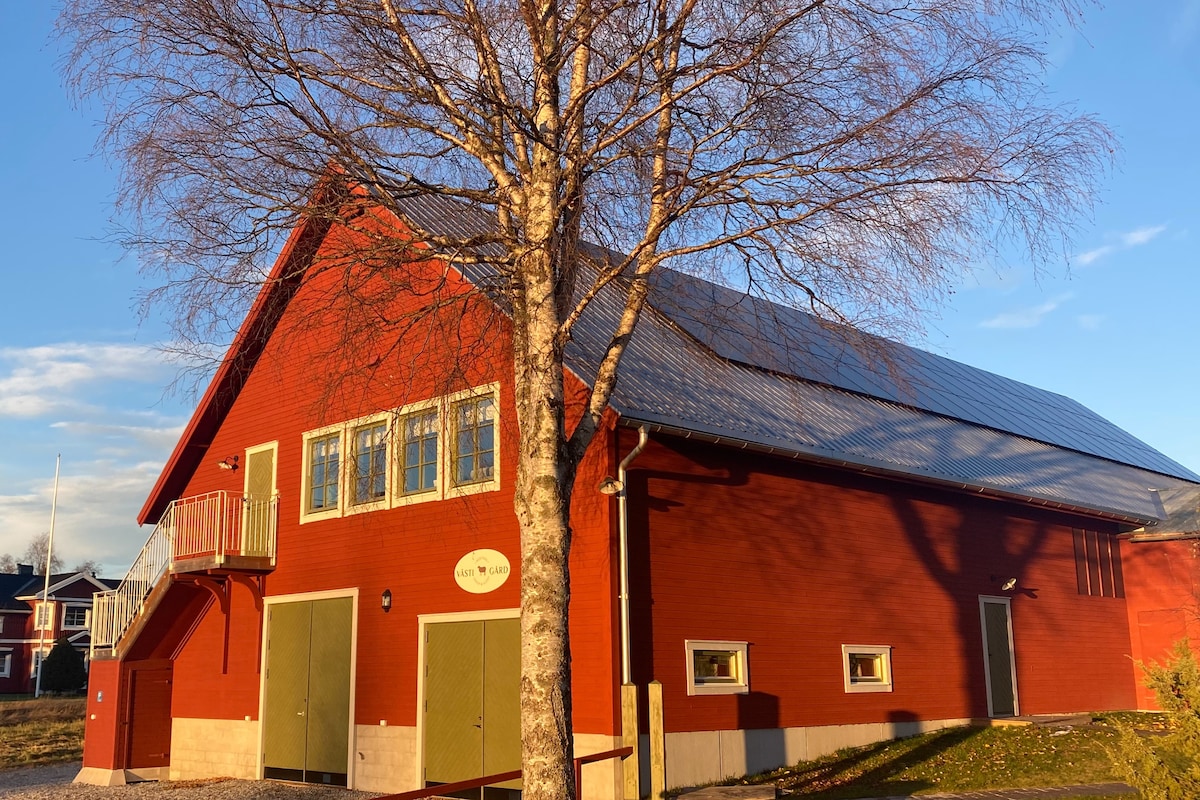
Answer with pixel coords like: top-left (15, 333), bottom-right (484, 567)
top-left (263, 597), bottom-right (353, 786)
top-left (424, 617), bottom-right (521, 800)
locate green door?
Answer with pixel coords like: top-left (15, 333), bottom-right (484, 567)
top-left (263, 597), bottom-right (353, 786)
top-left (425, 617), bottom-right (521, 799)
top-left (981, 599), bottom-right (1017, 717)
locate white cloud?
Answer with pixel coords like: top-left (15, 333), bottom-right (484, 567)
top-left (0, 460), bottom-right (167, 579)
top-left (1076, 314), bottom-right (1104, 331)
top-left (1075, 245), bottom-right (1115, 266)
top-left (1073, 223), bottom-right (1168, 267)
top-left (0, 342), bottom-right (172, 420)
top-left (980, 295), bottom-right (1072, 330)
top-left (1121, 224), bottom-right (1168, 247)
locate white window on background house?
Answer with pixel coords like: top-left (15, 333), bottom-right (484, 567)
top-left (842, 644), bottom-right (894, 693)
top-left (34, 603), bottom-right (53, 631)
top-left (0, 650), bottom-right (10, 679)
top-left (685, 640), bottom-right (750, 695)
top-left (308, 433), bottom-right (341, 512)
top-left (63, 606), bottom-right (88, 629)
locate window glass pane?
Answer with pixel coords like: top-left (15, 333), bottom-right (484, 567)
top-left (401, 410), bottom-right (438, 494)
top-left (309, 435), bottom-right (340, 511)
top-left (693, 650), bottom-right (737, 682)
top-left (354, 423), bottom-right (388, 503)
top-left (453, 396), bottom-right (496, 486)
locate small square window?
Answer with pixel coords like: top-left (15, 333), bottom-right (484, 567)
top-left (352, 422), bottom-right (389, 505)
top-left (308, 433), bottom-right (341, 512)
top-left (685, 640), bottom-right (749, 695)
top-left (842, 645), bottom-right (893, 693)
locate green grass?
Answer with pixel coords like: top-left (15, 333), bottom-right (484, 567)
top-left (729, 715), bottom-right (1156, 798)
top-left (0, 697), bottom-right (86, 769)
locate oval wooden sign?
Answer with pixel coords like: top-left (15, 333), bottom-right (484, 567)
top-left (453, 549), bottom-right (512, 594)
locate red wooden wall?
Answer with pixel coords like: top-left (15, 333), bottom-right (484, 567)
top-left (1122, 537), bottom-right (1200, 709)
top-left (624, 430), bottom-right (1137, 732)
top-left (168, 221), bottom-right (620, 735)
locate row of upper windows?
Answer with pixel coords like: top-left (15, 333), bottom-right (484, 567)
top-left (300, 384), bottom-right (500, 522)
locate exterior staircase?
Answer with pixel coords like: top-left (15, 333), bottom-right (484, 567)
top-left (91, 490), bottom-right (278, 660)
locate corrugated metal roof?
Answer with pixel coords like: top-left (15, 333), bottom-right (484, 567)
top-left (390, 195), bottom-right (1199, 524)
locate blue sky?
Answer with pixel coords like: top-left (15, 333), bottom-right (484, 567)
top-left (2, 4), bottom-right (1199, 577)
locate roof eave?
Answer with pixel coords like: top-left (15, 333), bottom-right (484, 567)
top-left (617, 414), bottom-right (1157, 527)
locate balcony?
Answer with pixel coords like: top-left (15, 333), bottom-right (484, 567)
top-left (91, 490), bottom-right (277, 658)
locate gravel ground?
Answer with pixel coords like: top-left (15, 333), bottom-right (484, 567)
top-left (0, 763), bottom-right (385, 800)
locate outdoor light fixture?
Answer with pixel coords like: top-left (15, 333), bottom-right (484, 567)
top-left (217, 455), bottom-right (239, 471)
top-left (597, 476), bottom-right (624, 496)
top-left (381, 589), bottom-right (392, 613)
top-left (989, 574), bottom-right (1019, 591)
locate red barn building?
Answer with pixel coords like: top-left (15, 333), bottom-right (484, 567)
top-left (76, 193), bottom-right (1200, 793)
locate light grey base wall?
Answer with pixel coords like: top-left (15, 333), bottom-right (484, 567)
top-left (641, 718), bottom-right (972, 793)
top-left (169, 717), bottom-right (260, 781)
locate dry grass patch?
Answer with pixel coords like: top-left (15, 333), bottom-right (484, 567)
top-left (0, 697), bottom-right (86, 769)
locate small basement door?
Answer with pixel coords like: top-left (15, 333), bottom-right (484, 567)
top-left (263, 597), bottom-right (353, 786)
top-left (424, 617), bottom-right (520, 800)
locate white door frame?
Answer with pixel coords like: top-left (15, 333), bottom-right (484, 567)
top-left (257, 588), bottom-right (359, 787)
top-left (415, 608), bottom-right (519, 791)
top-left (978, 595), bottom-right (1019, 718)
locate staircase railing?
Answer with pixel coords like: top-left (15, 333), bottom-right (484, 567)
top-left (91, 490), bottom-right (278, 657)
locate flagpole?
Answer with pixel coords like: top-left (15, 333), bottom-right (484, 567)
top-left (34, 455), bottom-right (60, 699)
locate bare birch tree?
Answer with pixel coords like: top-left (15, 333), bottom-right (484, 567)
top-left (60, 1), bottom-right (1111, 797)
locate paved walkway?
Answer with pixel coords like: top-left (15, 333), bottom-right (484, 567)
top-left (858, 782), bottom-right (1135, 799)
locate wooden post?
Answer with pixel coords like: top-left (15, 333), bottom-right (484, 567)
top-left (648, 680), bottom-right (665, 800)
top-left (621, 683), bottom-right (640, 800)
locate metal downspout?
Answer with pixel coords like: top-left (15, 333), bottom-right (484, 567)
top-left (618, 426), bottom-right (649, 685)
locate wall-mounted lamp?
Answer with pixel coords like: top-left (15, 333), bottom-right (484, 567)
top-left (381, 589), bottom-right (392, 613)
top-left (597, 476), bottom-right (624, 496)
top-left (217, 455), bottom-right (240, 471)
top-left (991, 574), bottom-right (1018, 591)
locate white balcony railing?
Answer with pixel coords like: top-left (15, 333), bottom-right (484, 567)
top-left (91, 491), bottom-right (278, 656)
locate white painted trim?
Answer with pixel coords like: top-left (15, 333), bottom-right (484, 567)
top-left (444, 383), bottom-right (501, 499)
top-left (299, 423), bottom-right (345, 524)
top-left (841, 644), bottom-right (893, 694)
top-left (684, 640), bottom-right (750, 696)
top-left (414, 607), bottom-right (520, 790)
top-left (257, 588), bottom-right (359, 788)
top-left (344, 413), bottom-right (394, 515)
top-left (244, 441), bottom-right (280, 496)
top-left (978, 595), bottom-right (1019, 718)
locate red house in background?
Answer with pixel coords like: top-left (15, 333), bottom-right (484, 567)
top-left (75, 189), bottom-right (1200, 793)
top-left (0, 565), bottom-right (115, 694)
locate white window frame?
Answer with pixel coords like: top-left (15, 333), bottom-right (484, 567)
top-left (445, 385), bottom-right (501, 499)
top-left (685, 639), bottom-right (750, 696)
top-left (394, 400), bottom-right (442, 507)
top-left (842, 644), bottom-right (894, 693)
top-left (0, 650), bottom-right (10, 679)
top-left (61, 605), bottom-right (89, 631)
top-left (300, 423), bottom-right (346, 523)
top-left (299, 383), bottom-right (501, 521)
top-left (34, 602), bottom-right (53, 631)
top-left (345, 413), bottom-right (393, 515)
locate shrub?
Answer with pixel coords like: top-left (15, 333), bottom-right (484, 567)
top-left (1110, 639), bottom-right (1200, 800)
top-left (39, 638), bottom-right (87, 694)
